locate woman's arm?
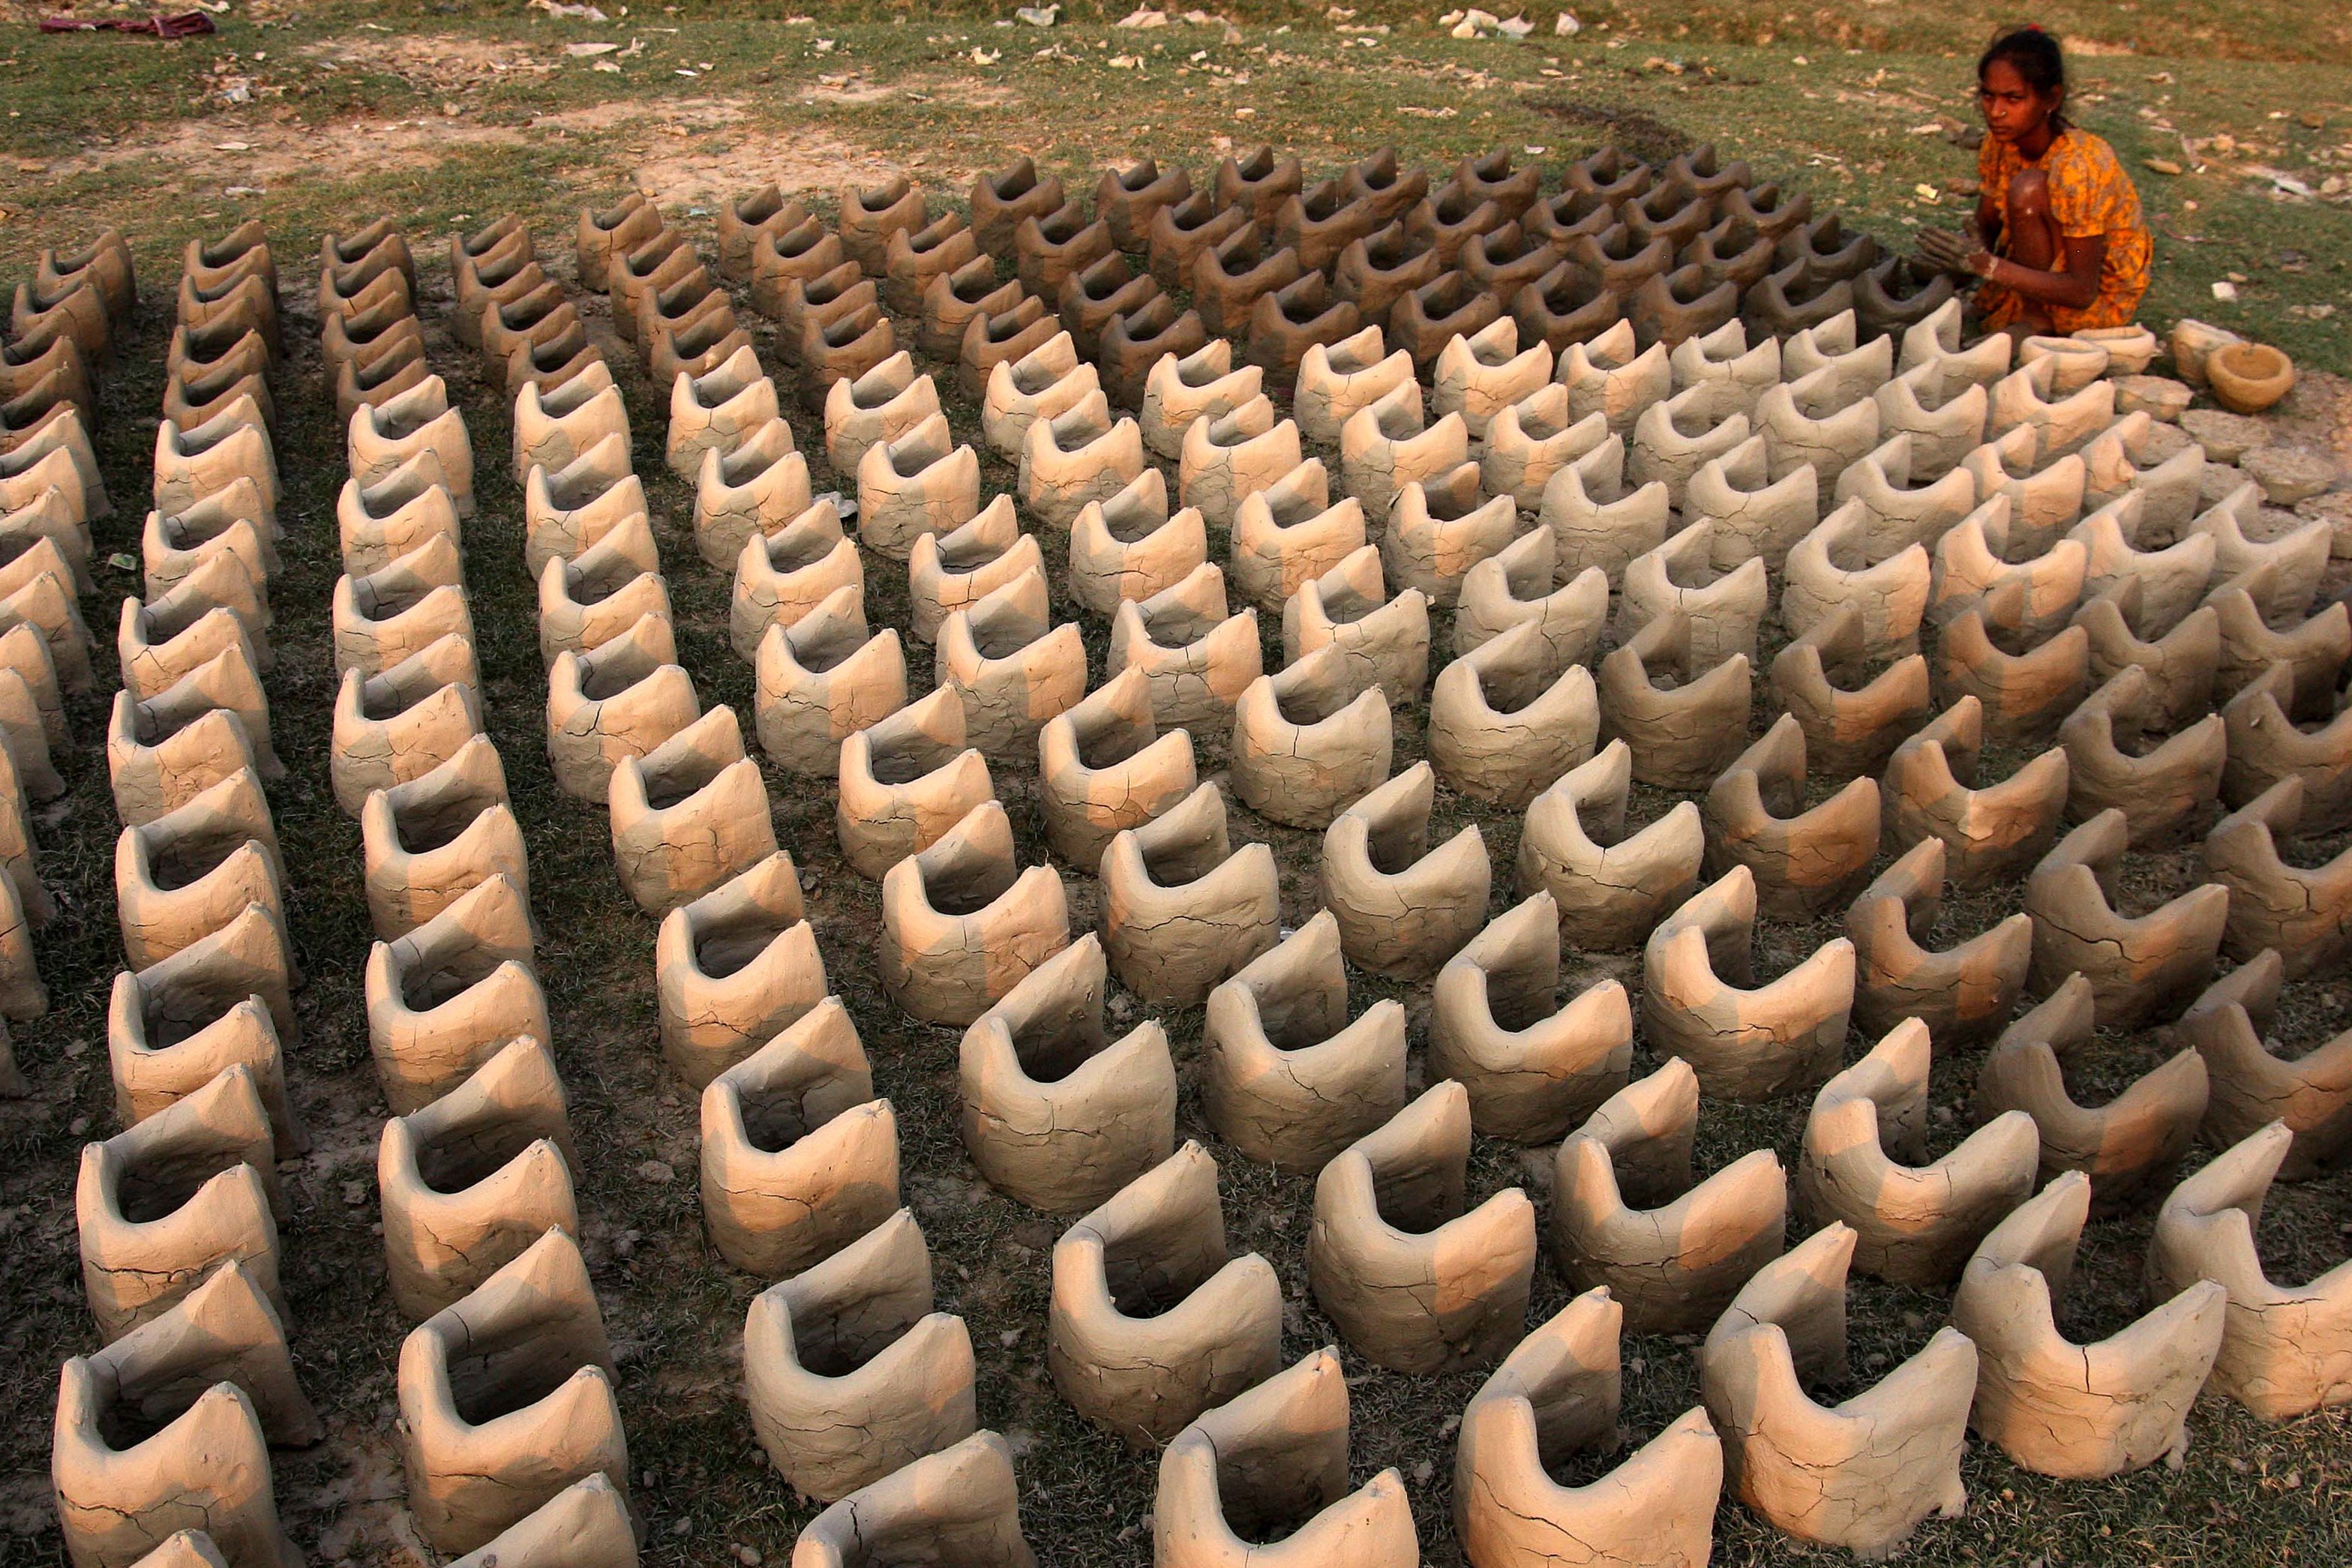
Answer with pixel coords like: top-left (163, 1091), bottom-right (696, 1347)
top-left (1972, 189), bottom-right (2003, 251)
top-left (1982, 229), bottom-right (2106, 310)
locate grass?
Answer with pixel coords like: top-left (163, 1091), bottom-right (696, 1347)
top-left (1, 2), bottom-right (2348, 1566)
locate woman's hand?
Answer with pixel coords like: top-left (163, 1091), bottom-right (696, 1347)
top-left (1918, 228), bottom-right (1996, 279)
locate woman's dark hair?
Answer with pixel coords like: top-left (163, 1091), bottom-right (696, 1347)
top-left (1979, 25), bottom-right (2069, 128)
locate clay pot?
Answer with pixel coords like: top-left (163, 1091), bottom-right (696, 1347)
top-left (332, 537), bottom-right (475, 682)
top-left (609, 706), bottom-right (777, 914)
top-left (1430, 892), bottom-right (1633, 1144)
top-left (960, 934), bottom-right (1176, 1213)
top-left (836, 686), bottom-right (994, 880)
top-left (1538, 436), bottom-right (1673, 583)
top-left (908, 496), bottom-right (1040, 644)
top-left (1048, 1138), bottom-right (1280, 1449)
top-left (971, 157), bottom-right (1065, 255)
top-left (398, 1228), bottom-right (629, 1557)
top-left (1882, 695), bottom-right (2072, 889)
top-left (1392, 271), bottom-right (1504, 374)
top-left (2026, 809), bottom-right (2228, 1029)
top-left (1178, 397), bottom-right (1300, 532)
top-left (537, 538), bottom-right (672, 665)
top-left (444, 1474), bottom-right (635, 1568)
top-left (1310, 1081), bottom-right (1534, 1375)
top-left (2145, 1120), bottom-right (2352, 1420)
top-left (2199, 778), bottom-right (2352, 979)
top-left (362, 734), bottom-right (526, 941)
top-left (76, 1063), bottom-right (283, 1341)
top-left (1202, 911), bottom-right (1408, 1174)
top-left (654, 852), bottom-right (822, 1088)
top-left (1383, 464), bottom-right (1519, 609)
top-left (2210, 583), bottom-right (2350, 715)
top-left (1557, 319), bottom-right (1671, 439)
top-left (1873, 359), bottom-right (1990, 480)
top-left (934, 570), bottom-right (1088, 761)
top-left (379, 1036), bottom-right (576, 1320)
top-left (52, 1295), bottom-right (304, 1568)
top-left (1456, 1289), bottom-right (1721, 1568)
top-left (1020, 393), bottom-right (1147, 532)
top-left (2081, 412), bottom-right (2206, 538)
top-left (2072, 496), bottom-right (2216, 640)
top-left (1641, 866), bottom-right (1854, 1103)
top-left (1015, 205), bottom-right (1114, 301)
top-left (2221, 662), bottom-right (2352, 835)
top-left (1098, 782), bottom-right (1280, 1006)
top-left (2180, 955), bottom-right (2352, 1179)
top-left (794, 1431), bottom-right (1036, 1568)
top-left (1317, 762), bottom-right (1489, 980)
top-left (1780, 503), bottom-right (1929, 667)
top-left (1070, 474), bottom-right (1208, 616)
top-left (524, 437), bottom-right (647, 575)
top-left (1846, 836), bottom-right (2032, 1049)
top-left (113, 769), bottom-right (286, 973)
top-left (857, 413), bottom-right (980, 561)
top-left (884, 213), bottom-right (978, 316)
top-left (1596, 610), bottom-right (1752, 790)
top-left (1700, 1224), bottom-right (1976, 1558)
top-left (351, 377), bottom-right (474, 517)
top-left (1480, 383), bottom-right (1608, 512)
top-left (1228, 461), bottom-right (1364, 613)
top-left (880, 800), bottom-right (1069, 1027)
top-left (1702, 712), bottom-right (1882, 920)
top-left (2058, 665), bottom-right (2224, 847)
top-left (1280, 544), bottom-right (1432, 709)
top-left (575, 194), bottom-right (659, 291)
top-left (1552, 1057), bottom-right (1786, 1333)
top-left (1453, 526), bottom-right (1607, 663)
top-left (1974, 973), bottom-right (2210, 1210)
top-left (718, 186), bottom-right (804, 280)
top-left (1798, 1018), bottom-right (2038, 1288)
top-left (752, 218), bottom-right (848, 318)
top-left (1516, 739), bottom-right (1705, 952)
top-left (980, 332), bottom-right (1096, 460)
top-left (106, 957), bottom-right (302, 1162)
top-left (754, 586), bottom-right (906, 780)
top-left (724, 496), bottom-right (852, 655)
top-left (364, 874), bottom-right (544, 1115)
top-left (1100, 157), bottom-right (1196, 250)
top-left (2207, 342), bottom-right (2296, 415)
top-left (329, 634), bottom-right (483, 818)
top-left (665, 343), bottom-right (776, 479)
top-left (1956, 1169), bottom-right (2226, 1478)
top-left (1428, 621), bottom-right (1600, 810)
top-left (1229, 645), bottom-right (1394, 829)
top-left (1154, 1348), bottom-right (1415, 1568)
top-left (1145, 198), bottom-right (1248, 322)
top-left (1335, 222), bottom-right (1444, 329)
top-left (959, 297), bottom-right (1060, 404)
top-left (1142, 339), bottom-right (1263, 460)
top-left (1933, 588), bottom-right (2091, 745)
top-left (1034, 641), bottom-right (1191, 841)
top-left (745, 1208), bottom-right (975, 1504)
top-left (840, 175), bottom-right (928, 274)
top-left (545, 615), bottom-right (700, 803)
top-left (1835, 432), bottom-right (1981, 562)
top-left (1619, 519), bottom-right (1768, 667)
top-left (700, 999), bottom-right (896, 1277)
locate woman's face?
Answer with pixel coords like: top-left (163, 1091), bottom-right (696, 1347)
top-left (1978, 58), bottom-right (2056, 143)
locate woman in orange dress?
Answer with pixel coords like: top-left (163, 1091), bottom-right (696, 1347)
top-left (1919, 26), bottom-right (2153, 340)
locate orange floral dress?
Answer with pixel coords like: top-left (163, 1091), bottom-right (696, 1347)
top-left (1975, 125), bottom-right (2153, 332)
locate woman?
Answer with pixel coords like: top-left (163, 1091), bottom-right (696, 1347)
top-left (1920, 26), bottom-right (2152, 339)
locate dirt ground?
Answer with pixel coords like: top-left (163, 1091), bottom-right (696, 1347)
top-left (5, 7), bottom-right (2352, 1568)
